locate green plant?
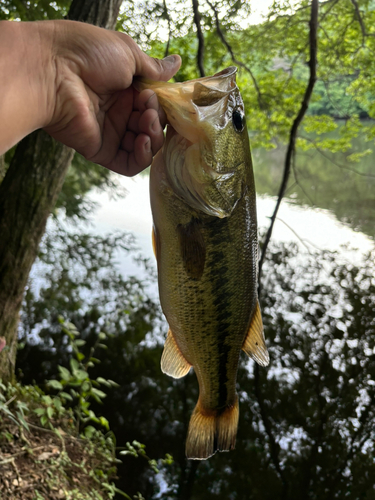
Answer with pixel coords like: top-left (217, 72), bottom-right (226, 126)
top-left (45, 318), bottom-right (119, 434)
top-left (0, 380), bottom-right (30, 432)
top-left (120, 440), bottom-right (174, 474)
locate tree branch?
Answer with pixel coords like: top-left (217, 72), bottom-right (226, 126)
top-left (206, 0), bottom-right (264, 110)
top-left (258, 0), bottom-right (319, 291)
top-left (163, 0), bottom-right (172, 58)
top-left (350, 0), bottom-right (367, 43)
top-left (192, 0), bottom-right (205, 77)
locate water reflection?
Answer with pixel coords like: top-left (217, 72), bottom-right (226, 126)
top-left (88, 168), bottom-right (374, 276)
top-left (19, 238), bottom-right (375, 499)
top-left (253, 134), bottom-right (375, 239)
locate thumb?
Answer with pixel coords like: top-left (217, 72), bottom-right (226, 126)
top-left (136, 52), bottom-right (182, 82)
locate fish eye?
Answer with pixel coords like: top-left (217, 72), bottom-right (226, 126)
top-left (232, 109), bottom-right (245, 133)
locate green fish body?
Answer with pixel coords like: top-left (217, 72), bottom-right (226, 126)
top-left (135, 67), bottom-right (269, 459)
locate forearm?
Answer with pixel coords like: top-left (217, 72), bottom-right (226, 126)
top-left (0, 21), bottom-right (55, 155)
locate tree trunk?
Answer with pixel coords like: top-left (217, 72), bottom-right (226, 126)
top-left (0, 154), bottom-right (7, 182)
top-left (0, 0), bottom-right (122, 383)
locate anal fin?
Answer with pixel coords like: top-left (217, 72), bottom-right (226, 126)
top-left (242, 301), bottom-right (269, 366)
top-left (161, 329), bottom-right (192, 378)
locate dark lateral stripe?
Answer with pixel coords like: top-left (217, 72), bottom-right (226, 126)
top-left (207, 216), bottom-right (232, 409)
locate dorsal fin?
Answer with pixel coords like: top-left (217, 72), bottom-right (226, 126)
top-left (242, 301), bottom-right (269, 366)
top-left (177, 218), bottom-right (206, 280)
top-left (161, 329), bottom-right (192, 379)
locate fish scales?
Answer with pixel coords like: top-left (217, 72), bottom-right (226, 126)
top-left (135, 67), bottom-right (269, 459)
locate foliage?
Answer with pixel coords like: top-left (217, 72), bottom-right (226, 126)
top-left (19, 223), bottom-right (157, 357)
top-left (0, 0), bottom-right (69, 21)
top-left (55, 154), bottom-right (121, 221)
top-left (44, 319), bottom-right (119, 434)
top-left (2, 318), bottom-right (172, 500)
top-left (120, 440), bottom-right (173, 475)
top-left (0, 377), bottom-right (120, 500)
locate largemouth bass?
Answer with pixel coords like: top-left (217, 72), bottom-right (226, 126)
top-left (135, 67), bottom-right (269, 460)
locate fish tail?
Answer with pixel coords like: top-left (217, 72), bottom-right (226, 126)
top-left (185, 396), bottom-right (239, 460)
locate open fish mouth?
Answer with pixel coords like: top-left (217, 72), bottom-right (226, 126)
top-left (133, 66), bottom-right (238, 144)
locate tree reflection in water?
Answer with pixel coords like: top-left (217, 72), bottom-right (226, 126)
top-left (18, 233), bottom-right (375, 500)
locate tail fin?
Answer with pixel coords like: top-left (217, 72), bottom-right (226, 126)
top-left (185, 397), bottom-right (239, 460)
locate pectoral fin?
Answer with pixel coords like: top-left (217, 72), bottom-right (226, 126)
top-left (161, 329), bottom-right (192, 378)
top-left (152, 226), bottom-right (158, 259)
top-left (242, 301), bottom-right (269, 366)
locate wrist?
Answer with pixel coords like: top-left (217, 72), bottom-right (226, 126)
top-left (0, 21), bottom-right (56, 153)
top-left (18, 21), bottom-right (57, 130)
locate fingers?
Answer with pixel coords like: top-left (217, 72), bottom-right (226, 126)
top-left (135, 89), bottom-right (167, 128)
top-left (104, 134), bottom-right (153, 177)
top-left (124, 107), bottom-right (164, 156)
top-left (101, 98), bottom-right (165, 176)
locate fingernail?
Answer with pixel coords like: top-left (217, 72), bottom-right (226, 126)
top-left (145, 140), bottom-right (151, 153)
top-left (162, 54), bottom-right (179, 65)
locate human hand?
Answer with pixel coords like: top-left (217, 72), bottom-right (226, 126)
top-left (35, 21), bottom-right (180, 176)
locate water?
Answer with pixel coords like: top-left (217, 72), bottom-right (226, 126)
top-left (88, 141), bottom-right (374, 279)
top-left (252, 136), bottom-right (375, 239)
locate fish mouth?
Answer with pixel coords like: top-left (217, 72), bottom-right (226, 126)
top-left (133, 67), bottom-right (239, 144)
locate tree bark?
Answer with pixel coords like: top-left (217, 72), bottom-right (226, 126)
top-left (0, 0), bottom-right (121, 383)
top-left (192, 0), bottom-right (205, 77)
top-left (0, 154), bottom-right (7, 183)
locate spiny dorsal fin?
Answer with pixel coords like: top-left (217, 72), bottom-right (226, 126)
top-left (242, 301), bottom-right (269, 366)
top-left (161, 329), bottom-right (192, 379)
top-left (177, 218), bottom-right (206, 280)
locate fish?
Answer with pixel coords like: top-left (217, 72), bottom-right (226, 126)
top-left (134, 66), bottom-right (269, 460)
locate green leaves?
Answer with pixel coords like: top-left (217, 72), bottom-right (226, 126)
top-left (47, 380), bottom-right (64, 390)
top-left (44, 320), bottom-right (123, 434)
top-left (119, 441), bottom-right (173, 476)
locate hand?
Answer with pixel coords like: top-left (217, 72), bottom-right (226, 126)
top-left (42, 21), bottom-right (181, 176)
top-left (0, 20), bottom-right (181, 176)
